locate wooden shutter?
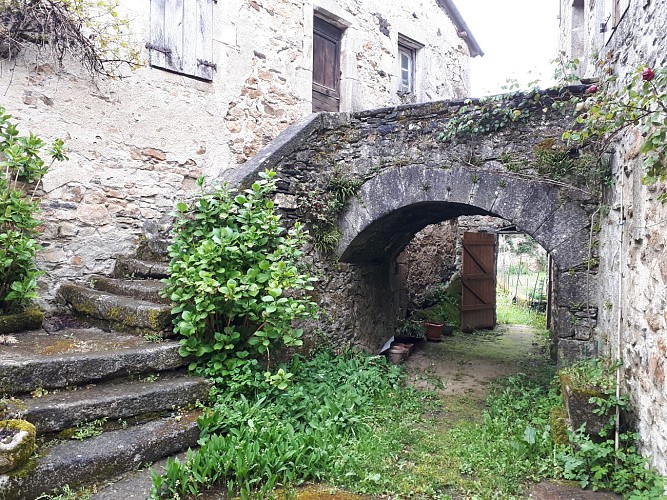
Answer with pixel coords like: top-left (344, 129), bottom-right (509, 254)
top-left (149, 0), bottom-right (215, 80)
top-left (461, 232), bottom-right (497, 332)
top-left (312, 17), bottom-right (341, 112)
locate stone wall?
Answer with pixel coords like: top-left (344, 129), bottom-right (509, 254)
top-left (399, 221), bottom-right (459, 310)
top-left (0, 0), bottom-right (472, 306)
top-left (558, 0), bottom-right (667, 475)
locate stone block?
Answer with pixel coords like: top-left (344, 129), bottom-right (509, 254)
top-left (557, 339), bottom-right (598, 365)
top-left (553, 307), bottom-right (576, 339)
top-left (554, 271), bottom-right (598, 306)
top-left (0, 420), bottom-right (36, 474)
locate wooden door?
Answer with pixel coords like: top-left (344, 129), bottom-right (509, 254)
top-left (461, 232), bottom-right (497, 331)
top-left (312, 17), bottom-right (341, 112)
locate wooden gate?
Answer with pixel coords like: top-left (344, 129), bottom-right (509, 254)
top-left (461, 232), bottom-right (497, 331)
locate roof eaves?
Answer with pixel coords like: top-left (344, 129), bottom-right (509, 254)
top-left (437, 0), bottom-right (484, 57)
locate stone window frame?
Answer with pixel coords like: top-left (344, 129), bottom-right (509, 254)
top-left (397, 34), bottom-right (424, 98)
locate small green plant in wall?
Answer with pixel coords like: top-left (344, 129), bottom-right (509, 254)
top-left (298, 171), bottom-right (362, 253)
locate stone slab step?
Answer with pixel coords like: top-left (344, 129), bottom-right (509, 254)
top-left (114, 256), bottom-right (170, 279)
top-left (91, 276), bottom-right (170, 305)
top-left (0, 328), bottom-right (186, 394)
top-left (58, 283), bottom-right (172, 333)
top-left (0, 411), bottom-right (201, 500)
top-left (2, 373), bottom-right (210, 434)
top-left (90, 452), bottom-right (188, 500)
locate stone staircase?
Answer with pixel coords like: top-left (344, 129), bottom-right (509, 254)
top-left (0, 246), bottom-right (210, 499)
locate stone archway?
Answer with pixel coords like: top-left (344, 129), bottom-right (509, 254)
top-left (224, 87), bottom-right (600, 363)
top-left (337, 164), bottom-right (598, 361)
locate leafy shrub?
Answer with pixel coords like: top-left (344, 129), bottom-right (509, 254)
top-left (164, 170), bottom-right (317, 383)
top-left (556, 359), bottom-right (665, 496)
top-left (0, 106), bottom-right (66, 314)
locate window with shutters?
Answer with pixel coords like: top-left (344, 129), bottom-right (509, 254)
top-left (312, 16), bottom-right (342, 112)
top-left (148, 0), bottom-right (215, 81)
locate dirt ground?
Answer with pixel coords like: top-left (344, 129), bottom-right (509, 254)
top-left (403, 324), bottom-right (546, 400)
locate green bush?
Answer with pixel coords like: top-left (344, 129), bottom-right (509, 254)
top-left (164, 170), bottom-right (318, 383)
top-left (0, 106), bottom-right (66, 315)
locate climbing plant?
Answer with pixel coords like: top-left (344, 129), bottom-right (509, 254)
top-left (0, 0), bottom-right (141, 77)
top-left (164, 170), bottom-right (317, 385)
top-left (562, 65), bottom-right (667, 201)
top-left (438, 91), bottom-right (533, 142)
top-left (0, 106), bottom-right (66, 314)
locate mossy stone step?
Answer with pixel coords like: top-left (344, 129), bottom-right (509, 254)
top-left (0, 411), bottom-right (201, 500)
top-left (0, 309), bottom-right (44, 335)
top-left (2, 373), bottom-right (210, 434)
top-left (113, 256), bottom-right (169, 279)
top-left (91, 276), bottom-right (169, 305)
top-left (0, 328), bottom-right (186, 394)
top-left (58, 283), bottom-right (171, 333)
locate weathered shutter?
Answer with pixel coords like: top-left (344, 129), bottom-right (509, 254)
top-left (149, 0), bottom-right (214, 80)
top-left (312, 17), bottom-right (341, 112)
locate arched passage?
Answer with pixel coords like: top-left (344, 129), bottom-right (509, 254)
top-left (338, 165), bottom-right (591, 270)
top-left (224, 88), bottom-right (600, 363)
top-left (337, 165), bottom-right (597, 361)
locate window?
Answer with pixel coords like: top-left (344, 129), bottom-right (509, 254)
top-left (602, 0), bottom-right (630, 44)
top-left (312, 16), bottom-right (343, 112)
top-left (148, 0), bottom-right (215, 81)
top-left (570, 0), bottom-right (585, 61)
top-left (397, 35), bottom-right (423, 96)
top-left (398, 45), bottom-right (415, 94)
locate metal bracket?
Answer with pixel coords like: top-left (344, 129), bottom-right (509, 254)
top-left (197, 59), bottom-right (217, 71)
top-left (145, 42), bottom-right (172, 55)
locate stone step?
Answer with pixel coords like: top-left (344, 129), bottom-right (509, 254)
top-left (90, 452), bottom-right (187, 500)
top-left (2, 373), bottom-right (210, 434)
top-left (0, 328), bottom-right (186, 394)
top-left (58, 283), bottom-right (172, 333)
top-left (0, 411), bottom-right (201, 500)
top-left (91, 276), bottom-right (170, 305)
top-left (113, 256), bottom-right (170, 280)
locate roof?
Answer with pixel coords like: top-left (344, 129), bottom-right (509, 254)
top-left (437, 0), bottom-right (484, 57)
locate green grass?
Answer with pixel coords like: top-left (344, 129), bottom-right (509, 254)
top-left (496, 290), bottom-right (546, 329)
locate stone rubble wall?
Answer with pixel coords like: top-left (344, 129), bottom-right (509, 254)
top-left (558, 0), bottom-right (667, 475)
top-left (0, 0), bottom-right (470, 306)
top-left (399, 220), bottom-right (459, 311)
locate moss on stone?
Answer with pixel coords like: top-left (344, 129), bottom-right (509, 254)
top-left (550, 405), bottom-right (569, 445)
top-left (0, 308), bottom-right (43, 334)
top-left (0, 419), bottom-right (37, 474)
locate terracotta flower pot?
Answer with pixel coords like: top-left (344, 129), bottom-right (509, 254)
top-left (386, 343), bottom-right (413, 364)
top-left (424, 322), bottom-right (444, 342)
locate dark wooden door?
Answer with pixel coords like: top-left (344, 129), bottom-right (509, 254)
top-left (312, 17), bottom-right (341, 112)
top-left (461, 232), bottom-right (497, 331)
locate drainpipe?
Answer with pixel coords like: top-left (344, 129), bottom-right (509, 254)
top-left (615, 167), bottom-right (624, 453)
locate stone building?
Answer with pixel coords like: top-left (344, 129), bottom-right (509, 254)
top-left (559, 0), bottom-right (667, 474)
top-left (0, 0), bottom-right (481, 303)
